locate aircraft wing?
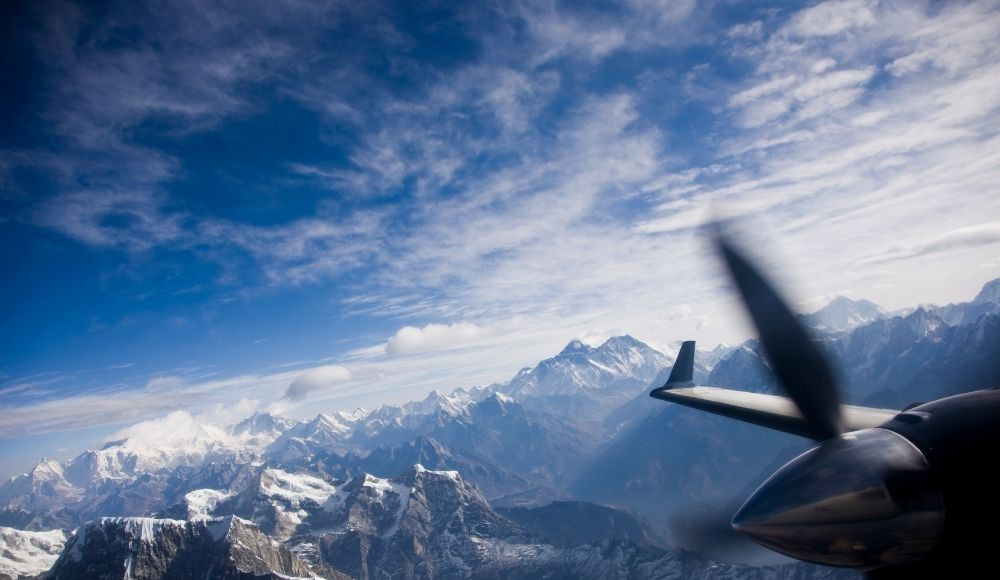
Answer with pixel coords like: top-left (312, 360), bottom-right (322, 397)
top-left (651, 341), bottom-right (898, 439)
top-left (649, 385), bottom-right (899, 439)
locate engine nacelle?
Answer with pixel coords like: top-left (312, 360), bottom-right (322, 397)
top-left (731, 428), bottom-right (944, 569)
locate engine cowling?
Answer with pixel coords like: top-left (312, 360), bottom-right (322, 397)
top-left (731, 428), bottom-right (944, 569)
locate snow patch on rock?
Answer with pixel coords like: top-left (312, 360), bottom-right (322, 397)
top-left (184, 488), bottom-right (233, 521)
top-left (0, 526), bottom-right (68, 579)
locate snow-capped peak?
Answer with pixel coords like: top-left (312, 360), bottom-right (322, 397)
top-left (803, 296), bottom-right (886, 332)
top-left (231, 411), bottom-right (296, 437)
top-left (29, 458), bottom-right (64, 481)
top-left (399, 389), bottom-right (473, 418)
top-left (697, 343), bottom-right (736, 371)
top-left (597, 334), bottom-right (644, 352)
top-left (502, 334), bottom-right (670, 400)
top-left (903, 307), bottom-right (945, 339)
top-left (559, 339), bottom-right (591, 356)
top-left (413, 463), bottom-right (460, 481)
top-left (311, 412), bottom-right (354, 434)
top-left (330, 407), bottom-right (368, 424)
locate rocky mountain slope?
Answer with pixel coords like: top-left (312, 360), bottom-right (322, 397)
top-left (175, 464), bottom-right (852, 579)
top-left (47, 515), bottom-right (347, 579)
top-left (1, 279), bottom-right (997, 577)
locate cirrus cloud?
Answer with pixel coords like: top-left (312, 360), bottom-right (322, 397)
top-left (856, 222), bottom-right (1000, 266)
top-left (144, 376), bottom-right (186, 391)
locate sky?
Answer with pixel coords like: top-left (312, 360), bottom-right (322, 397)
top-left (1, 0), bottom-right (999, 478)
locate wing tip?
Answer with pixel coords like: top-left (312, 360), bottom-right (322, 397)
top-left (659, 340), bottom-right (696, 390)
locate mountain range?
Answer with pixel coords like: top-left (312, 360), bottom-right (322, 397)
top-left (1, 278), bottom-right (998, 578)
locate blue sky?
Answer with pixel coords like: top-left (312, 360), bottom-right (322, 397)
top-left (2, 0), bottom-right (999, 477)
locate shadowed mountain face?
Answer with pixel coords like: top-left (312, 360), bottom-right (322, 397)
top-left (569, 404), bottom-right (809, 537)
top-left (2, 280), bottom-right (997, 577)
top-left (496, 500), bottom-right (662, 548)
top-left (833, 309), bottom-right (1000, 407)
top-left (352, 435), bottom-right (533, 500)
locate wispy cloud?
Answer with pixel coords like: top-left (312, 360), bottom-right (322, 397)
top-left (780, 0), bottom-right (877, 39)
top-left (144, 376), bottom-right (186, 391)
top-left (858, 222), bottom-right (1000, 266)
top-left (0, 368), bottom-right (299, 437)
top-left (197, 212), bottom-right (387, 285)
top-left (37, 190), bottom-right (186, 251)
top-left (4, 0), bottom-right (1000, 446)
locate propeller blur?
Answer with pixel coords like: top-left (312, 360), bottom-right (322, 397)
top-left (651, 229), bottom-right (1000, 576)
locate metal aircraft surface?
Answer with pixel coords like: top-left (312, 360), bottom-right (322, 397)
top-left (651, 231), bottom-right (1000, 577)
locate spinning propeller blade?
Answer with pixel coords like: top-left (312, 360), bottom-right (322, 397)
top-left (713, 230), bottom-right (843, 441)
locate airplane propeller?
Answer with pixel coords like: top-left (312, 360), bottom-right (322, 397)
top-left (714, 230), bottom-right (844, 441)
top-left (708, 227), bottom-right (945, 571)
top-left (655, 224), bottom-right (1000, 573)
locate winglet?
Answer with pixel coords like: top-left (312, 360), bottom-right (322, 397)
top-left (662, 340), bottom-right (695, 388)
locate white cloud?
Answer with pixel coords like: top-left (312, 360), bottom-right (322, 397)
top-left (285, 365), bottom-right (352, 401)
top-left (738, 99), bottom-right (792, 128)
top-left (0, 369), bottom-right (300, 438)
top-left (810, 58), bottom-right (837, 74)
top-left (385, 323), bottom-right (487, 357)
top-left (198, 399), bottom-right (260, 426)
top-left (795, 87), bottom-right (865, 121)
top-left (886, 1), bottom-right (1000, 76)
top-left (198, 213), bottom-right (386, 285)
top-left (665, 304), bottom-right (693, 321)
top-left (728, 21), bottom-right (763, 39)
top-left (102, 400), bottom-right (256, 449)
top-left (782, 0), bottom-right (877, 38)
top-left (791, 67), bottom-right (875, 101)
top-left (729, 75), bottom-right (797, 107)
top-left (729, 66), bottom-right (875, 128)
top-left (38, 190), bottom-right (185, 252)
top-left (850, 109), bottom-right (889, 127)
top-left (574, 329), bottom-right (625, 347)
top-left (8, 0), bottom-right (1000, 453)
top-left (518, 0), bottom-right (701, 65)
top-left (0, 390), bottom-right (190, 438)
top-left (644, 0), bottom-right (1000, 314)
top-left (265, 399), bottom-right (296, 415)
top-left (107, 410), bottom-right (205, 446)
